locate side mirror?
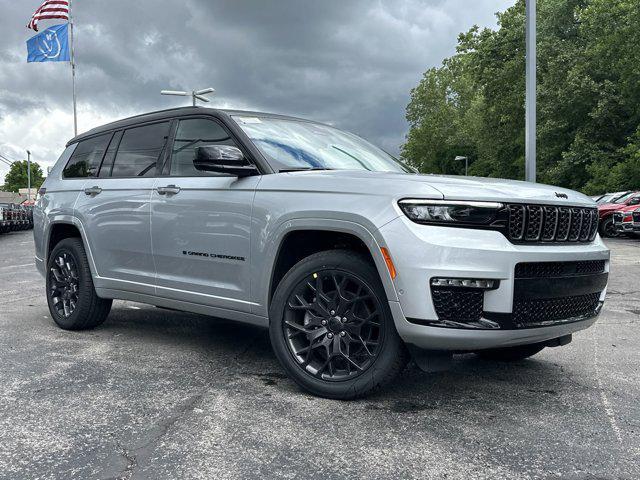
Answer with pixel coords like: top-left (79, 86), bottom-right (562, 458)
top-left (194, 145), bottom-right (258, 177)
top-left (628, 197), bottom-right (640, 206)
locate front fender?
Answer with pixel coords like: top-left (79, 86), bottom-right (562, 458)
top-left (250, 215), bottom-right (399, 318)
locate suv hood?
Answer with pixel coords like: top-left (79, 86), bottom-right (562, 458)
top-left (400, 173), bottom-right (594, 206)
top-left (271, 170), bottom-right (595, 207)
top-left (598, 202), bottom-right (624, 212)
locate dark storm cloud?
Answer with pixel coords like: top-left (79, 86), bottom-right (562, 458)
top-left (0, 0), bottom-right (511, 173)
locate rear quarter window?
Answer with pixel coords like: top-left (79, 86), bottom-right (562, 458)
top-left (63, 133), bottom-right (112, 178)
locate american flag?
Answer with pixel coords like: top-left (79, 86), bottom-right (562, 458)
top-left (27, 0), bottom-right (70, 32)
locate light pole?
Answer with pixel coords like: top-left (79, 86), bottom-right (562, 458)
top-left (26, 150), bottom-right (32, 202)
top-left (161, 87), bottom-right (215, 106)
top-left (454, 156), bottom-right (469, 176)
top-left (525, 0), bottom-right (536, 182)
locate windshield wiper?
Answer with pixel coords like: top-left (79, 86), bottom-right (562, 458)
top-left (278, 167), bottom-right (334, 173)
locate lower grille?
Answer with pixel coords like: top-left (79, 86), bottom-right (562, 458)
top-left (515, 260), bottom-right (606, 279)
top-left (431, 288), bottom-right (483, 322)
top-left (512, 293), bottom-right (601, 327)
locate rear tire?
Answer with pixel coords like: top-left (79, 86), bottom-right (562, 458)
top-left (46, 237), bottom-right (112, 330)
top-left (269, 249), bottom-right (408, 399)
top-left (476, 343), bottom-right (545, 361)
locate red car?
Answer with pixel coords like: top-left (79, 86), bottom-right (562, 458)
top-left (598, 191), bottom-right (640, 237)
top-left (612, 205), bottom-right (640, 237)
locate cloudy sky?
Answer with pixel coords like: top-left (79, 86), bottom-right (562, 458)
top-left (0, 0), bottom-right (513, 180)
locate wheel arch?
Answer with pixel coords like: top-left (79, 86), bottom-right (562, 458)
top-left (257, 218), bottom-right (399, 317)
top-left (45, 217), bottom-right (99, 278)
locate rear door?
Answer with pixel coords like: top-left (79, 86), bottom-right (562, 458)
top-left (150, 116), bottom-right (260, 312)
top-left (74, 122), bottom-right (170, 294)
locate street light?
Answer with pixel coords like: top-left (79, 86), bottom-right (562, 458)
top-left (161, 87), bottom-right (216, 106)
top-left (454, 155), bottom-right (469, 176)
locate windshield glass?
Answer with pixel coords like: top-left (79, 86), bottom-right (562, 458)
top-left (613, 192), bottom-right (633, 203)
top-left (233, 115), bottom-right (411, 173)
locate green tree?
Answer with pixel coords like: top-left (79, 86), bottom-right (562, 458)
top-left (403, 0), bottom-right (640, 194)
top-left (2, 160), bottom-right (45, 193)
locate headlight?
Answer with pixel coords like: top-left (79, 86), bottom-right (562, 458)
top-left (398, 199), bottom-right (503, 225)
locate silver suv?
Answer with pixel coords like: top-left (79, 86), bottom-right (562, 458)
top-left (34, 107), bottom-right (610, 398)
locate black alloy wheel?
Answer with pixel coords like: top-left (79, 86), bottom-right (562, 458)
top-left (46, 237), bottom-right (112, 330)
top-left (283, 269), bottom-right (383, 381)
top-left (270, 250), bottom-right (408, 399)
top-left (49, 251), bottom-right (80, 318)
top-left (600, 217), bottom-right (619, 238)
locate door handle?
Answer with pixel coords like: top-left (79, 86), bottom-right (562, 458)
top-left (156, 185), bottom-right (181, 195)
top-left (84, 186), bottom-right (102, 196)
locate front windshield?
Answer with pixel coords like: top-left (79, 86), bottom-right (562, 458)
top-left (233, 115), bottom-right (411, 173)
top-left (613, 192), bottom-right (633, 203)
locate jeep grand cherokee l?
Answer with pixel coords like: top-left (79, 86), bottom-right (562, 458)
top-left (33, 107), bottom-right (610, 399)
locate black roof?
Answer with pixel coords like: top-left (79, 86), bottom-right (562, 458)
top-left (67, 107), bottom-right (313, 145)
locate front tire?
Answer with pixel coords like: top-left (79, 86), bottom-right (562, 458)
top-left (269, 250), bottom-right (408, 399)
top-left (46, 237), bottom-right (112, 330)
top-left (476, 343), bottom-right (545, 361)
top-left (599, 217), bottom-right (618, 238)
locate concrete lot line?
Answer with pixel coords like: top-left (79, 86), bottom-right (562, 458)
top-left (591, 327), bottom-right (624, 445)
top-left (1, 231), bottom-right (639, 479)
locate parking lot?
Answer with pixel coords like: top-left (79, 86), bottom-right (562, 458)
top-left (0, 230), bottom-right (638, 479)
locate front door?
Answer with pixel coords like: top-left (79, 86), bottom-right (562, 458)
top-left (150, 117), bottom-right (259, 312)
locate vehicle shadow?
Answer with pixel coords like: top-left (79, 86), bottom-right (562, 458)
top-left (98, 302), bottom-right (588, 409)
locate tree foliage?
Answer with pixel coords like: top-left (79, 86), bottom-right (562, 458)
top-left (2, 160), bottom-right (45, 193)
top-left (403, 0), bottom-right (640, 194)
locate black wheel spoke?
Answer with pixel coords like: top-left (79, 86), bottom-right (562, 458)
top-left (48, 252), bottom-right (80, 318)
top-left (283, 269), bottom-right (383, 381)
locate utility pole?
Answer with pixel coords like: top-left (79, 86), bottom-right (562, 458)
top-left (161, 87), bottom-right (215, 106)
top-left (525, 0), bottom-right (536, 182)
top-left (26, 150), bottom-right (32, 202)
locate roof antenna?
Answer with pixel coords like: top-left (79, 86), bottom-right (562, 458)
top-left (161, 87), bottom-right (215, 106)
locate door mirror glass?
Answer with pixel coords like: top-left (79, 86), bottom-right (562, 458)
top-left (194, 145), bottom-right (258, 177)
top-left (628, 197), bottom-right (640, 205)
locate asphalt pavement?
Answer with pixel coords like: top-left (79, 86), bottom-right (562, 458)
top-left (0, 230), bottom-right (638, 479)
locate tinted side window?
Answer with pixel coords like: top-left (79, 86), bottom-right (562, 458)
top-left (111, 122), bottom-right (169, 177)
top-left (63, 133), bottom-right (111, 178)
top-left (170, 119), bottom-right (238, 176)
top-left (98, 131), bottom-right (122, 177)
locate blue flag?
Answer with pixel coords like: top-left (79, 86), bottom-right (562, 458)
top-left (27, 23), bottom-right (70, 63)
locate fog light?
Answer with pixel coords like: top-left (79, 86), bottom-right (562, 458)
top-left (430, 278), bottom-right (498, 290)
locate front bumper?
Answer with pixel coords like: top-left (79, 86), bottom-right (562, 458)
top-left (379, 216), bottom-right (610, 351)
top-left (614, 222), bottom-right (640, 233)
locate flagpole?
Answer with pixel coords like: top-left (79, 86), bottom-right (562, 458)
top-left (68, 0), bottom-right (78, 136)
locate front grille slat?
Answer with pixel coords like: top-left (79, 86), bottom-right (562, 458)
top-left (568, 208), bottom-right (583, 241)
top-left (525, 205), bottom-right (544, 240)
top-left (507, 204), bottom-right (596, 244)
top-left (579, 210), bottom-right (592, 241)
top-left (542, 206), bottom-right (558, 241)
top-left (508, 205), bottom-right (526, 240)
